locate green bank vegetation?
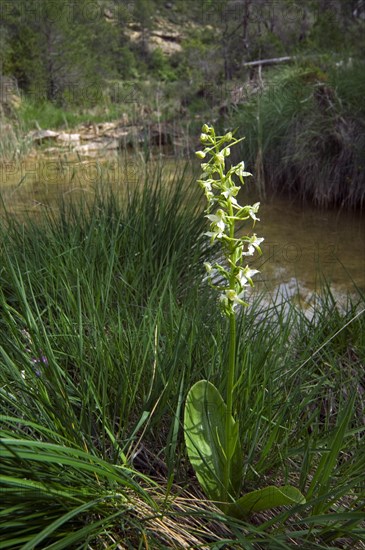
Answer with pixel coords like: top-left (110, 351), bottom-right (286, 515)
top-left (231, 60), bottom-right (365, 208)
top-left (1, 1), bottom-right (365, 207)
top-left (0, 164), bottom-right (364, 548)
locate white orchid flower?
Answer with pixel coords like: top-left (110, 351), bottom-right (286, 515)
top-left (225, 289), bottom-right (247, 309)
top-left (206, 210), bottom-right (226, 232)
top-left (222, 186), bottom-right (240, 206)
top-left (248, 202), bottom-right (260, 222)
top-left (199, 179), bottom-right (212, 192)
top-left (242, 234), bottom-right (264, 256)
top-left (205, 209), bottom-right (226, 241)
top-left (234, 161), bottom-right (252, 178)
top-left (237, 266), bottom-right (259, 287)
top-left (215, 152), bottom-right (225, 165)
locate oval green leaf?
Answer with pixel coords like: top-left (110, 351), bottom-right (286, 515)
top-left (184, 380), bottom-right (242, 503)
top-left (228, 485), bottom-right (306, 519)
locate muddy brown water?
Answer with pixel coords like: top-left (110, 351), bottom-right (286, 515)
top-left (251, 195), bottom-right (365, 306)
top-left (1, 152), bottom-right (364, 305)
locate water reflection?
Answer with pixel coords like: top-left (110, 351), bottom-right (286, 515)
top-left (244, 194), bottom-right (365, 304)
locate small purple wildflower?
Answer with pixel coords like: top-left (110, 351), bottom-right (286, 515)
top-left (30, 354), bottom-right (48, 377)
top-left (21, 329), bottom-right (48, 378)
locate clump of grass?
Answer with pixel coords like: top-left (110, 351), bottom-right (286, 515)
top-left (0, 166), bottom-right (211, 446)
top-left (0, 119), bottom-right (33, 160)
top-left (0, 166), bottom-right (364, 547)
top-left (231, 61), bottom-right (365, 209)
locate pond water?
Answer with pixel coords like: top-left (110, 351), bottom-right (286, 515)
top-left (250, 194), bottom-right (365, 306)
top-left (1, 152), bottom-right (364, 304)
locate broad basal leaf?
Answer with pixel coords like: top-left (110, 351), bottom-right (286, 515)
top-left (184, 380), bottom-right (242, 503)
top-left (228, 485), bottom-right (306, 519)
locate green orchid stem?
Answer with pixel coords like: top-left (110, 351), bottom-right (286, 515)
top-left (223, 309), bottom-right (236, 505)
top-left (223, 199), bottom-right (237, 506)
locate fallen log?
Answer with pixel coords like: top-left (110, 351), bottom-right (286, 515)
top-left (242, 56), bottom-right (292, 68)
